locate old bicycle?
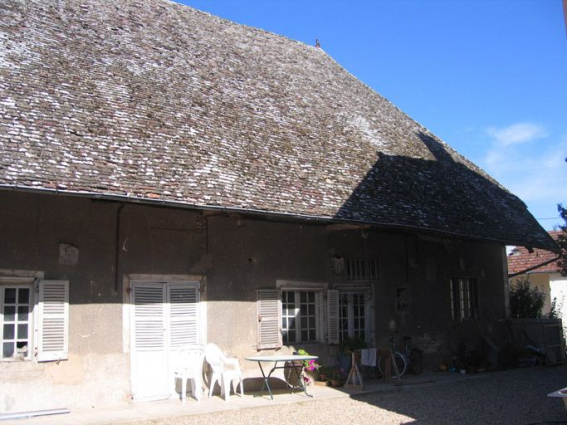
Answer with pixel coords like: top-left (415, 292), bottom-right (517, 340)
top-left (377, 333), bottom-right (424, 378)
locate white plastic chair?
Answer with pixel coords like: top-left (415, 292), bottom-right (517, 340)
top-left (173, 345), bottom-right (205, 403)
top-left (205, 343), bottom-right (243, 401)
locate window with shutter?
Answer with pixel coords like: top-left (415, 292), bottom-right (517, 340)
top-left (37, 280), bottom-right (69, 362)
top-left (257, 289), bottom-right (281, 350)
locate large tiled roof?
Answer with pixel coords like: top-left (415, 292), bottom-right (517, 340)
top-left (0, 0), bottom-right (558, 250)
top-left (508, 232), bottom-right (562, 275)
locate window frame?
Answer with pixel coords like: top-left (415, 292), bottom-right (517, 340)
top-left (281, 289), bottom-right (321, 344)
top-left (276, 280), bottom-right (327, 346)
top-left (0, 282), bottom-right (34, 361)
top-left (450, 277), bottom-right (479, 321)
top-left (345, 258), bottom-right (380, 282)
top-left (338, 291), bottom-right (371, 343)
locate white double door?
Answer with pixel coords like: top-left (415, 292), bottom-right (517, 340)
top-left (130, 281), bottom-right (200, 401)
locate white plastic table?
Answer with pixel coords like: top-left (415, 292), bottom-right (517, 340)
top-left (245, 355), bottom-right (318, 400)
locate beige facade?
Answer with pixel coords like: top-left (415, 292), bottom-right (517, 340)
top-left (0, 191), bottom-right (509, 412)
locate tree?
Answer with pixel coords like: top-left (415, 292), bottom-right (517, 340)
top-left (509, 278), bottom-right (545, 319)
top-left (557, 203), bottom-right (567, 276)
top-left (558, 157), bottom-right (567, 276)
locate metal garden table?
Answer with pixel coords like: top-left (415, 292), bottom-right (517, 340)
top-left (245, 354), bottom-right (318, 400)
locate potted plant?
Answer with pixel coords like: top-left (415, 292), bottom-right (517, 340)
top-left (318, 365), bottom-right (331, 382)
top-left (296, 349), bottom-right (320, 384)
top-left (330, 367), bottom-right (343, 387)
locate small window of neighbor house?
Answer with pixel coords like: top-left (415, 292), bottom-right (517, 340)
top-left (450, 278), bottom-right (479, 321)
top-left (346, 258), bottom-right (379, 281)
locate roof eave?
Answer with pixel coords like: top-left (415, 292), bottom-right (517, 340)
top-left (1, 184), bottom-right (559, 252)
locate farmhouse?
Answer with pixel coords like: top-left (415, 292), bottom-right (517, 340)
top-left (0, 0), bottom-right (557, 412)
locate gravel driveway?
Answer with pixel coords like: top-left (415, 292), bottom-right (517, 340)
top-left (133, 366), bottom-right (567, 425)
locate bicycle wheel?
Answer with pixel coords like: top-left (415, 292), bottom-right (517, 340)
top-left (377, 351), bottom-right (407, 378)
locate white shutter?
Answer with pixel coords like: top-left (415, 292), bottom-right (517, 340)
top-left (168, 283), bottom-right (199, 349)
top-left (132, 285), bottom-right (165, 352)
top-left (327, 290), bottom-right (340, 345)
top-left (131, 283), bottom-right (169, 401)
top-left (257, 289), bottom-right (282, 350)
top-left (37, 280), bottom-right (69, 362)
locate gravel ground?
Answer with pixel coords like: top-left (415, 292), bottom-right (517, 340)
top-left (132, 366), bottom-right (567, 425)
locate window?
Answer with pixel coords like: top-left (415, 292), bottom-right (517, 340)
top-left (1, 286), bottom-right (32, 360)
top-left (256, 282), bottom-right (333, 349)
top-left (346, 258), bottom-right (379, 281)
top-left (339, 293), bottom-right (367, 342)
top-left (282, 290), bottom-right (319, 344)
top-left (0, 275), bottom-right (69, 362)
top-left (450, 278), bottom-right (479, 321)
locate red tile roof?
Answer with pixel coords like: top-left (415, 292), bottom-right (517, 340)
top-left (508, 231), bottom-right (562, 275)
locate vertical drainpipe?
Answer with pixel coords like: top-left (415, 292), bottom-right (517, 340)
top-left (114, 203), bottom-right (124, 295)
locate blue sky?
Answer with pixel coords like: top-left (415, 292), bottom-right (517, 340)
top-left (182, 0), bottom-right (567, 231)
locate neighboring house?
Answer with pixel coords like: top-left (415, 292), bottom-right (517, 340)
top-left (0, 0), bottom-right (558, 413)
top-left (508, 231), bottom-right (565, 316)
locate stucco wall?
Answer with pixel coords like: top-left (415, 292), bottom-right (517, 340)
top-left (0, 191), bottom-right (508, 411)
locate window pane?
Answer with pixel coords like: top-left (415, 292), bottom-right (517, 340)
top-left (301, 317), bottom-right (307, 328)
top-left (16, 341), bottom-right (28, 357)
top-left (300, 304), bottom-right (307, 315)
top-left (18, 288), bottom-right (30, 304)
top-left (300, 292), bottom-right (307, 303)
top-left (301, 329), bottom-right (308, 341)
top-left (4, 306), bottom-right (15, 321)
top-left (4, 288), bottom-right (16, 304)
top-left (288, 330), bottom-right (296, 343)
top-left (288, 318), bottom-right (295, 330)
top-left (3, 324), bottom-right (15, 339)
top-left (17, 324), bottom-right (28, 339)
top-left (308, 304), bottom-right (315, 315)
top-left (17, 306), bottom-right (29, 321)
top-left (309, 329), bottom-right (316, 341)
top-left (287, 292), bottom-right (295, 303)
top-left (3, 342), bottom-right (14, 358)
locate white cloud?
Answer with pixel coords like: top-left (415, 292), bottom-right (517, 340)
top-left (479, 125), bottom-right (567, 229)
top-left (486, 122), bottom-right (547, 146)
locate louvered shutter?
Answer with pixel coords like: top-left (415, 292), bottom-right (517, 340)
top-left (257, 289), bottom-right (281, 349)
top-left (327, 290), bottom-right (340, 345)
top-left (169, 283), bottom-right (199, 349)
top-left (37, 280), bottom-right (69, 362)
top-left (132, 284), bottom-right (165, 352)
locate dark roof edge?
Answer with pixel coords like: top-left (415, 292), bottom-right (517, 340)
top-left (508, 256), bottom-right (562, 278)
top-left (1, 184), bottom-right (559, 252)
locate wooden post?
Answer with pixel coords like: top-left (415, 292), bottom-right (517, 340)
top-left (344, 351), bottom-right (364, 390)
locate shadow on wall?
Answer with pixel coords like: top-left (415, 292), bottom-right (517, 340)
top-left (335, 131), bottom-right (546, 247)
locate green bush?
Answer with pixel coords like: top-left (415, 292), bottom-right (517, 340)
top-left (509, 279), bottom-right (545, 318)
